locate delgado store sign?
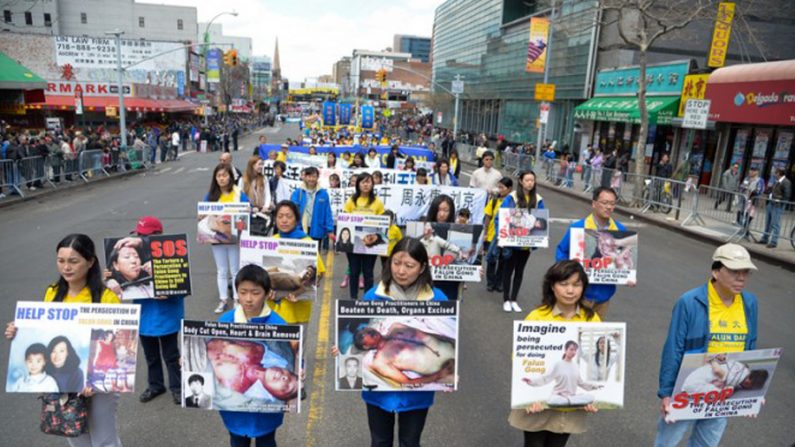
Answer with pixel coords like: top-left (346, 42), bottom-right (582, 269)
top-left (706, 79), bottom-right (795, 126)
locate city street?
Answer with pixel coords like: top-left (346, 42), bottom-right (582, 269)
top-left (0, 125), bottom-right (793, 447)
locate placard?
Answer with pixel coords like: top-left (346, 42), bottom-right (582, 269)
top-left (666, 349), bottom-right (781, 421)
top-left (239, 235), bottom-right (319, 301)
top-left (405, 222), bottom-right (483, 281)
top-left (569, 228), bottom-right (638, 284)
top-left (7, 302), bottom-right (140, 393)
top-left (197, 202), bottom-right (251, 245)
top-left (335, 213), bottom-right (391, 256)
top-left (181, 320), bottom-right (302, 413)
top-left (498, 209), bottom-right (550, 248)
top-left (511, 321), bottom-right (626, 410)
top-left (104, 234), bottom-right (191, 299)
top-left (335, 300), bottom-right (458, 392)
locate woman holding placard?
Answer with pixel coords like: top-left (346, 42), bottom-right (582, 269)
top-left (509, 260), bottom-right (599, 447)
top-left (204, 164), bottom-right (250, 314)
top-left (422, 195), bottom-right (462, 300)
top-left (341, 173), bottom-right (385, 299)
top-left (498, 171), bottom-right (545, 313)
top-left (5, 234), bottom-right (123, 447)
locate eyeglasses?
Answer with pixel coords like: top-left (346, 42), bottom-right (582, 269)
top-left (596, 200), bottom-right (617, 207)
top-left (722, 267), bottom-right (752, 278)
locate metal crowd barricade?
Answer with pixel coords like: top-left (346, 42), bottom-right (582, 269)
top-left (0, 159), bottom-right (23, 196)
top-left (680, 184), bottom-right (747, 235)
top-left (636, 175), bottom-right (694, 219)
top-left (17, 156), bottom-right (56, 190)
top-left (740, 196), bottom-right (795, 246)
top-left (124, 147), bottom-right (151, 170)
top-left (79, 150), bottom-right (109, 182)
top-left (454, 143), bottom-right (477, 164)
top-left (502, 152), bottom-right (519, 174)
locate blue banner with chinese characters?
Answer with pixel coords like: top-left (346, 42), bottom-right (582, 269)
top-left (361, 105), bottom-right (374, 129)
top-left (322, 101), bottom-right (337, 126)
top-left (339, 103), bottom-right (352, 125)
top-left (594, 61), bottom-right (690, 97)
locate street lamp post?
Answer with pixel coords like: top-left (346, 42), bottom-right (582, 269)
top-left (106, 29), bottom-right (128, 149)
top-left (535, 1), bottom-right (557, 163)
top-left (202, 11), bottom-right (238, 125)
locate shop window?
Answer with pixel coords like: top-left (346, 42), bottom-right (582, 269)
top-left (3, 10), bottom-right (11, 24)
top-left (80, 12), bottom-right (87, 24)
top-left (139, 16), bottom-right (145, 28)
top-left (177, 19), bottom-right (183, 30)
top-left (44, 13), bottom-right (52, 27)
top-left (24, 11), bottom-right (32, 25)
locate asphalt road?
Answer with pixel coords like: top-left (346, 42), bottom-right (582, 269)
top-left (0, 124), bottom-right (792, 447)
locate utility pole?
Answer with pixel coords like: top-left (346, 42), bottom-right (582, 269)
top-left (535, 1), bottom-right (556, 163)
top-left (451, 74), bottom-right (464, 139)
top-left (106, 30), bottom-right (128, 149)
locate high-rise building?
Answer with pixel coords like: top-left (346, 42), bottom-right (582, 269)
top-left (333, 57), bottom-right (351, 95)
top-left (393, 34), bottom-right (432, 63)
top-left (250, 56), bottom-right (272, 101)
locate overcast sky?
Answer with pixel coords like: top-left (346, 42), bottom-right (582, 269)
top-left (152, 0), bottom-right (444, 80)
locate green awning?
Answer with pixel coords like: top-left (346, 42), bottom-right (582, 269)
top-left (573, 96), bottom-right (680, 126)
top-left (0, 52), bottom-right (47, 90)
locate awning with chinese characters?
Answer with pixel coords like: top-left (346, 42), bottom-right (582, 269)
top-left (573, 96), bottom-right (680, 125)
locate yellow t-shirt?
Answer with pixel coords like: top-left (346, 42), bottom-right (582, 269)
top-left (707, 281), bottom-right (747, 353)
top-left (44, 286), bottom-right (121, 304)
top-left (276, 152), bottom-right (287, 162)
top-left (218, 186), bottom-right (243, 203)
top-left (343, 196), bottom-right (385, 215)
top-left (485, 196), bottom-right (505, 242)
top-left (524, 305), bottom-right (601, 323)
top-left (266, 234), bottom-right (326, 324)
top-left (387, 224), bottom-right (403, 255)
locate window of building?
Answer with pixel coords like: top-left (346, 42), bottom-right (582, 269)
top-left (24, 11), bottom-right (32, 25)
top-left (44, 13), bottom-right (52, 27)
top-left (502, 0), bottom-right (538, 24)
top-left (177, 19), bottom-right (183, 30)
top-left (80, 12), bottom-right (87, 24)
top-left (139, 16), bottom-right (144, 27)
top-left (3, 10), bottom-right (11, 24)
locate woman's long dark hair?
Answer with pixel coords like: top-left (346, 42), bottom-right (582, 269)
top-left (426, 194), bottom-right (456, 223)
top-left (207, 163), bottom-right (235, 202)
top-left (596, 336), bottom-right (611, 366)
top-left (539, 260), bottom-right (595, 320)
top-left (327, 152), bottom-right (337, 168)
top-left (45, 335), bottom-right (82, 374)
top-left (351, 151), bottom-right (366, 168)
top-left (563, 340), bottom-right (579, 360)
top-left (382, 238), bottom-right (433, 295)
top-left (515, 171), bottom-right (538, 210)
top-left (435, 158), bottom-right (449, 175)
top-left (52, 234), bottom-right (105, 303)
top-left (352, 173), bottom-right (376, 205)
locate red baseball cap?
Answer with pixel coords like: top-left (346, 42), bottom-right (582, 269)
top-left (133, 216), bottom-right (163, 235)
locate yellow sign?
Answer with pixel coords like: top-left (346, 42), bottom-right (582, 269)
top-left (534, 83), bottom-right (556, 102)
top-left (708, 2), bottom-right (735, 68)
top-left (678, 74), bottom-right (710, 117)
top-left (525, 17), bottom-right (550, 73)
top-left (105, 106), bottom-right (117, 117)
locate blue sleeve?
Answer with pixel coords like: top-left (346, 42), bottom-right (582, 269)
top-left (616, 220), bottom-right (627, 231)
top-left (322, 194), bottom-right (334, 233)
top-left (537, 198), bottom-right (545, 209)
top-left (203, 193), bottom-right (209, 201)
top-left (290, 189), bottom-right (302, 214)
top-left (240, 192), bottom-right (250, 203)
top-left (555, 227), bottom-right (571, 262)
top-left (744, 293), bottom-right (758, 351)
top-left (658, 297), bottom-right (690, 398)
top-left (451, 175), bottom-right (459, 186)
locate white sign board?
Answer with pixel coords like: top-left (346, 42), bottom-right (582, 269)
top-left (539, 103), bottom-right (550, 124)
top-left (451, 80), bottom-right (464, 94)
top-left (54, 36), bottom-right (186, 72)
top-left (682, 99), bottom-right (711, 129)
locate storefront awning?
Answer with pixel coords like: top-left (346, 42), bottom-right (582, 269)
top-left (28, 96), bottom-right (198, 113)
top-left (0, 52), bottom-right (47, 91)
top-left (573, 96), bottom-right (680, 126)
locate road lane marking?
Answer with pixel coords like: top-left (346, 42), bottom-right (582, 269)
top-left (173, 167), bottom-right (185, 174)
top-left (306, 250), bottom-right (334, 446)
top-left (159, 167), bottom-right (173, 174)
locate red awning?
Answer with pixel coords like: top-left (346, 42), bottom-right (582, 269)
top-left (704, 59), bottom-right (795, 126)
top-left (27, 95), bottom-right (198, 113)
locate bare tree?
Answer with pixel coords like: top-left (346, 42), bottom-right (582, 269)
top-left (599, 0), bottom-right (717, 203)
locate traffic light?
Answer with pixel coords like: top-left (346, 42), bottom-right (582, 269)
top-left (229, 49), bottom-right (238, 67)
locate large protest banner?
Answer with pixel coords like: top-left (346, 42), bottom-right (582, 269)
top-left (405, 222), bottom-right (483, 282)
top-left (569, 228), bottom-right (638, 284)
top-left (286, 152), bottom-right (327, 167)
top-left (258, 144), bottom-right (435, 164)
top-left (511, 321), bottom-right (626, 410)
top-left (239, 235), bottom-right (319, 301)
top-left (104, 234), bottom-right (191, 299)
top-left (335, 300), bottom-right (458, 392)
top-left (336, 213), bottom-right (391, 256)
top-left (197, 202), bottom-right (251, 245)
top-left (666, 349), bottom-right (781, 421)
top-left (181, 320), bottom-right (303, 413)
top-left (7, 302), bottom-right (140, 394)
top-left (498, 209), bottom-right (550, 248)
top-left (265, 162), bottom-right (417, 189)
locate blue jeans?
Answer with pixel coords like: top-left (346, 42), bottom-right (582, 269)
top-left (229, 431), bottom-right (276, 447)
top-left (653, 416), bottom-right (728, 447)
top-left (761, 203), bottom-right (783, 245)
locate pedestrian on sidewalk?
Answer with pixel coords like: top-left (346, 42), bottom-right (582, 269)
top-left (654, 244), bottom-right (760, 447)
top-left (715, 163), bottom-right (740, 212)
top-left (758, 169), bottom-right (791, 248)
top-left (738, 167), bottom-right (763, 240)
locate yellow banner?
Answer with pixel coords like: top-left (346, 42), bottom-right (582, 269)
top-left (525, 18), bottom-right (550, 74)
top-left (534, 83), bottom-right (556, 102)
top-left (678, 74), bottom-right (710, 116)
top-left (708, 2), bottom-right (735, 68)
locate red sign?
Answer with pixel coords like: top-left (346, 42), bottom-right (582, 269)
top-left (705, 79), bottom-right (795, 126)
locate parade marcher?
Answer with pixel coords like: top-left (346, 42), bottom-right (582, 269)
top-left (431, 158), bottom-right (458, 186)
top-left (6, 234), bottom-right (123, 447)
top-left (495, 171), bottom-right (544, 312)
top-left (449, 149), bottom-right (461, 179)
top-left (291, 166), bottom-right (335, 244)
top-left (415, 168), bottom-right (430, 185)
top-left (218, 265), bottom-right (289, 447)
top-left (484, 177), bottom-right (513, 292)
top-left (509, 260), bottom-right (600, 447)
top-left (342, 173), bottom-right (385, 299)
top-left (334, 238), bottom-right (448, 447)
top-left (240, 155), bottom-right (273, 236)
top-left (654, 244), bottom-right (759, 447)
top-left (555, 186), bottom-right (633, 319)
top-left (220, 152), bottom-right (243, 185)
top-left (469, 150), bottom-right (502, 194)
top-left (421, 195), bottom-right (462, 300)
top-left (268, 201), bottom-right (326, 323)
top-left (204, 164), bottom-right (250, 313)
top-left (365, 147), bottom-right (382, 168)
top-left (758, 169), bottom-right (791, 248)
top-left (386, 144), bottom-right (404, 169)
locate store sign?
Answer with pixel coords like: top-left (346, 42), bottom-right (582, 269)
top-left (708, 2), bottom-right (735, 68)
top-left (539, 102), bottom-right (550, 124)
top-left (682, 99), bottom-right (711, 129)
top-left (451, 80), bottom-right (464, 94)
top-left (106, 106), bottom-right (117, 117)
top-left (678, 74), bottom-right (709, 116)
top-left (54, 36), bottom-right (185, 71)
top-left (47, 81), bottom-right (132, 97)
top-left (535, 83), bottom-right (556, 102)
top-left (361, 57), bottom-right (393, 72)
top-left (594, 61), bottom-right (690, 97)
top-left (705, 79), bottom-right (795, 126)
